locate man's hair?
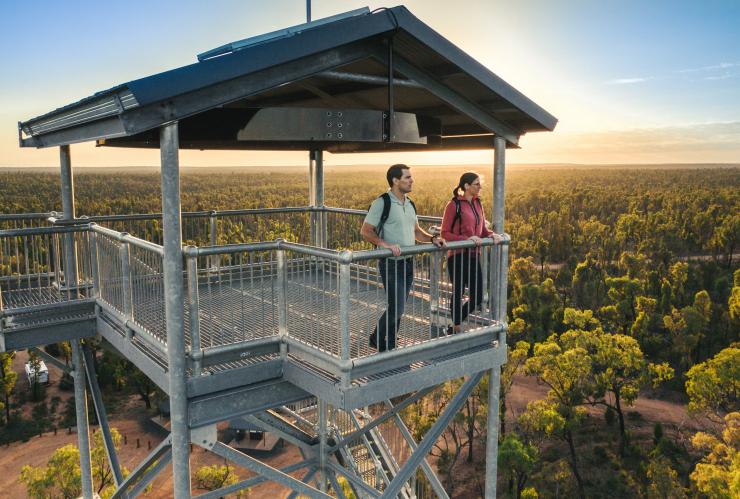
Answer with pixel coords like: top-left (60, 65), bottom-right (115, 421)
top-left (386, 164), bottom-right (410, 187)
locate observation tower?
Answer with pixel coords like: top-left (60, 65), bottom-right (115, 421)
top-left (3, 6), bottom-right (556, 498)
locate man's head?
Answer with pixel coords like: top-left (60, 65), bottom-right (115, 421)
top-left (386, 164), bottom-right (413, 194)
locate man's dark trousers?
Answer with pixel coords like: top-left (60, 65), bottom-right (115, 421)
top-left (371, 257), bottom-right (414, 351)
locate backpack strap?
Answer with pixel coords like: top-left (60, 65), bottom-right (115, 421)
top-left (450, 198), bottom-right (462, 234)
top-left (407, 197), bottom-right (417, 215)
top-left (374, 192), bottom-right (392, 237)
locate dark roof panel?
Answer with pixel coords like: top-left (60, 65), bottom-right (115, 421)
top-left (19, 6), bottom-right (556, 152)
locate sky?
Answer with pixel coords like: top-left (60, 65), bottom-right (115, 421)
top-left (1, 0), bottom-right (739, 167)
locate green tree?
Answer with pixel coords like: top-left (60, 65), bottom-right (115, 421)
top-left (0, 352), bottom-right (18, 425)
top-left (19, 428), bottom-right (128, 498)
top-left (499, 341), bottom-right (530, 437)
top-left (499, 433), bottom-right (538, 499)
top-left (646, 455), bottom-right (687, 499)
top-left (20, 444), bottom-right (82, 498)
top-left (685, 346), bottom-right (740, 423)
top-left (558, 318), bottom-right (674, 453)
top-left (572, 257), bottom-right (606, 312)
top-left (524, 336), bottom-right (592, 499)
top-left (690, 412), bottom-right (740, 499)
top-left (194, 464), bottom-right (243, 496)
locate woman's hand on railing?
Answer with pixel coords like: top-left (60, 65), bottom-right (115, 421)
top-left (468, 235), bottom-right (483, 246)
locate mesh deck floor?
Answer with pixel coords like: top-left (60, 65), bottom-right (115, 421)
top-left (5, 264), bottom-right (493, 367)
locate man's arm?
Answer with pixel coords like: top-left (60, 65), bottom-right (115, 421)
top-left (361, 222), bottom-right (401, 256)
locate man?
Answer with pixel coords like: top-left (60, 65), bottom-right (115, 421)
top-left (360, 164), bottom-right (445, 351)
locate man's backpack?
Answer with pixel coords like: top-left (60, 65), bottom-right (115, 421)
top-left (374, 192), bottom-right (417, 237)
top-left (450, 197), bottom-right (483, 234)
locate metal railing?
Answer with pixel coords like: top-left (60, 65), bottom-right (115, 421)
top-left (90, 225), bottom-right (167, 353)
top-left (0, 225), bottom-right (92, 313)
top-left (46, 206), bottom-right (439, 250)
top-left (0, 212), bottom-right (51, 231)
top-left (2, 209), bottom-right (508, 380)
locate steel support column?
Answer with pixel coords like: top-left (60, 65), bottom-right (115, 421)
top-left (485, 134), bottom-right (507, 499)
top-left (60, 145), bottom-right (94, 499)
top-left (318, 399), bottom-right (328, 493)
top-left (160, 121), bottom-right (191, 498)
top-left (314, 150), bottom-right (326, 247)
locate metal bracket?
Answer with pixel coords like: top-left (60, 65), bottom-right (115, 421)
top-left (191, 423), bottom-right (218, 450)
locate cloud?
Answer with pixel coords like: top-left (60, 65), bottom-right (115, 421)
top-left (677, 62), bottom-right (740, 73)
top-left (605, 77), bottom-right (652, 85)
top-left (516, 121), bottom-right (740, 164)
top-left (704, 73), bottom-right (734, 81)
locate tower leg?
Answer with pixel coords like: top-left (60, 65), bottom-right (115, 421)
top-left (160, 122), bottom-right (191, 498)
top-left (485, 367), bottom-right (502, 498)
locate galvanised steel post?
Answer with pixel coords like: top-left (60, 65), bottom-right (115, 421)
top-left (309, 151), bottom-right (317, 245)
top-left (338, 252), bottom-right (351, 388)
top-left (119, 239), bottom-right (134, 339)
top-left (89, 228), bottom-right (100, 297)
top-left (60, 145), bottom-right (94, 499)
top-left (277, 247), bottom-right (288, 359)
top-left (485, 134), bottom-right (508, 499)
top-left (318, 399), bottom-right (328, 493)
top-left (209, 210), bottom-right (217, 269)
top-left (159, 122), bottom-right (191, 498)
top-left (314, 150), bottom-right (326, 248)
top-left (186, 250), bottom-right (202, 375)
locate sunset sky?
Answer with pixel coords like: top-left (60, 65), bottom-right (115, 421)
top-left (1, 0), bottom-right (739, 167)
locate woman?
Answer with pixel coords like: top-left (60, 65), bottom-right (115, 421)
top-left (440, 172), bottom-right (497, 334)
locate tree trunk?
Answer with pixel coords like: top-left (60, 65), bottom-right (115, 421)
top-left (466, 399), bottom-right (475, 463)
top-left (500, 391), bottom-right (507, 437)
top-left (565, 429), bottom-right (586, 499)
top-left (615, 390), bottom-right (627, 455)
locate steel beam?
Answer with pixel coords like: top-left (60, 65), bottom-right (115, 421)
top-left (195, 460), bottom-right (316, 499)
top-left (329, 386), bottom-right (435, 453)
top-left (386, 400), bottom-right (449, 499)
top-left (392, 56), bottom-right (520, 145)
top-left (111, 436), bottom-right (172, 499)
top-left (383, 371), bottom-right (485, 498)
top-left (159, 121), bottom-right (190, 498)
top-left (188, 378), bottom-right (310, 428)
top-left (209, 441), bottom-right (333, 498)
top-left (327, 461), bottom-right (381, 498)
top-left (82, 345), bottom-right (124, 487)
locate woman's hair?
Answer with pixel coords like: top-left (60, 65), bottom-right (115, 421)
top-left (452, 172), bottom-right (480, 198)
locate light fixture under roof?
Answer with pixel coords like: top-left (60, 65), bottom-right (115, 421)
top-left (197, 7), bottom-right (370, 62)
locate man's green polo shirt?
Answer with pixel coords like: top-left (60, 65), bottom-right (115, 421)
top-left (364, 190), bottom-right (417, 247)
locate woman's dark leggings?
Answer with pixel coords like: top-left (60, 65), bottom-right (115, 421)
top-left (447, 252), bottom-right (483, 326)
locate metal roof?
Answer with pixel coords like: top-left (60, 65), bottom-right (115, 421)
top-left (19, 6), bottom-right (557, 152)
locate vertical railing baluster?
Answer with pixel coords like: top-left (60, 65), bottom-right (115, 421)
top-left (186, 247), bottom-right (202, 376)
top-left (89, 229), bottom-right (100, 298)
top-left (277, 245), bottom-right (288, 358)
top-left (209, 210), bottom-right (218, 270)
top-left (339, 251), bottom-right (352, 388)
top-left (119, 237), bottom-right (133, 339)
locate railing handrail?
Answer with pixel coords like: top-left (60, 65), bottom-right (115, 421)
top-left (91, 224), bottom-right (164, 256)
top-left (0, 212), bottom-right (51, 221)
top-left (0, 224), bottom-right (90, 237)
top-left (350, 235), bottom-right (509, 262)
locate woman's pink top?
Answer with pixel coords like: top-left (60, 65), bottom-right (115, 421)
top-left (441, 196), bottom-right (492, 256)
